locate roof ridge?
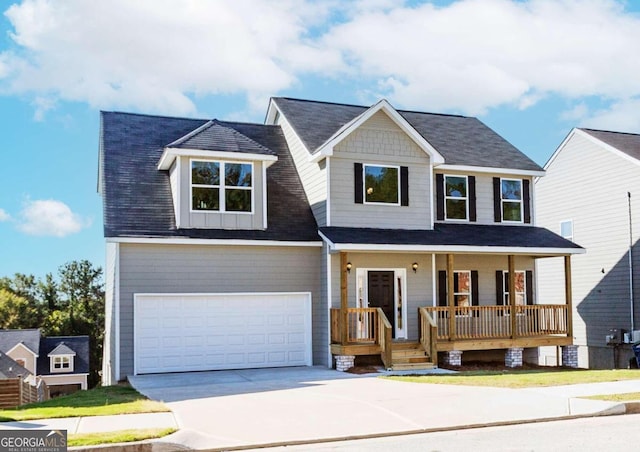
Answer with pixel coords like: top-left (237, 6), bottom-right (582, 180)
top-left (273, 96), bottom-right (367, 109)
top-left (101, 111), bottom-right (208, 121)
top-left (580, 127), bottom-right (640, 137)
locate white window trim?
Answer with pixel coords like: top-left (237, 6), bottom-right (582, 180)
top-left (51, 355), bottom-right (74, 373)
top-left (355, 267), bottom-right (408, 339)
top-left (500, 177), bottom-right (523, 224)
top-left (444, 174), bottom-right (469, 221)
top-left (362, 163), bottom-right (401, 206)
top-left (502, 270), bottom-right (527, 306)
top-left (189, 159), bottom-right (254, 214)
top-left (560, 219), bottom-right (574, 241)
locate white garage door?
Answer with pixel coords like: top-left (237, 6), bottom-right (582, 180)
top-left (134, 292), bottom-right (312, 374)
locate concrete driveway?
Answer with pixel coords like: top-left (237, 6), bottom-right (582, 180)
top-left (129, 366), bottom-right (622, 451)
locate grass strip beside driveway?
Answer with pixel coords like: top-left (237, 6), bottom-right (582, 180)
top-left (385, 369), bottom-right (640, 388)
top-left (0, 385), bottom-right (169, 422)
top-left (68, 428), bottom-right (177, 447)
top-left (583, 392), bottom-right (640, 402)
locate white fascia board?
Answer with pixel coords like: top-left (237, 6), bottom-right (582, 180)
top-left (107, 237), bottom-right (323, 247)
top-left (439, 164), bottom-right (546, 178)
top-left (264, 99), bottom-right (278, 124)
top-left (158, 148), bottom-right (278, 170)
top-left (309, 99), bottom-right (445, 164)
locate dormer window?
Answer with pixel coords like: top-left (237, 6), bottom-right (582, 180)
top-left (191, 160), bottom-right (253, 213)
top-left (51, 355), bottom-right (74, 373)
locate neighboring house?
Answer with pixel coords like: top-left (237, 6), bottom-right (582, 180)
top-left (0, 329), bottom-right (89, 397)
top-left (536, 128), bottom-right (640, 368)
top-left (0, 351), bottom-right (31, 380)
top-left (100, 97), bottom-right (583, 385)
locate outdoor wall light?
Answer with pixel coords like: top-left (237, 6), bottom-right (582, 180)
top-left (412, 262), bottom-right (419, 273)
top-left (346, 262), bottom-right (352, 274)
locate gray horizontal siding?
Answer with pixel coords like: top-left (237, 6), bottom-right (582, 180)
top-left (118, 243), bottom-right (322, 379)
top-left (536, 131), bottom-right (640, 366)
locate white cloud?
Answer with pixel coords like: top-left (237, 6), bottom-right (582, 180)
top-left (0, 208), bottom-right (10, 222)
top-left (1, 0), bottom-right (640, 120)
top-left (17, 199), bottom-right (91, 237)
top-left (579, 97), bottom-right (640, 133)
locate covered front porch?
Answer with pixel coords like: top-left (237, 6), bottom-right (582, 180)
top-left (327, 248), bottom-right (578, 370)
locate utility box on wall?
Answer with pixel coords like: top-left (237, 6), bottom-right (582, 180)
top-left (606, 329), bottom-right (621, 346)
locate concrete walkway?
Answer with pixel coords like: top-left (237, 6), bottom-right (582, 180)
top-left (1, 366), bottom-right (639, 451)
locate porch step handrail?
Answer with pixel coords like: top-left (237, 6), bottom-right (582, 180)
top-left (376, 308), bottom-right (393, 369)
top-left (418, 307), bottom-right (438, 367)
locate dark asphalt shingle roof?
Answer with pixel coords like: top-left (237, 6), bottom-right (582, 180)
top-left (0, 329), bottom-right (41, 355)
top-left (0, 352), bottom-right (31, 379)
top-left (580, 128), bottom-right (640, 162)
top-left (168, 120), bottom-right (276, 156)
top-left (272, 97), bottom-right (542, 171)
top-left (320, 223), bottom-right (582, 251)
top-left (37, 336), bottom-right (90, 376)
top-left (101, 112), bottom-right (318, 240)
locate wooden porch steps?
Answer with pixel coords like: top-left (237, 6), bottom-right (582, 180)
top-left (390, 341), bottom-right (435, 371)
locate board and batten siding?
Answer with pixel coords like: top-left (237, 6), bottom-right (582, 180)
top-left (331, 111), bottom-right (432, 229)
top-left (536, 131), bottom-right (640, 368)
top-left (117, 243), bottom-right (322, 379)
top-left (176, 156), bottom-right (264, 230)
top-left (434, 254), bottom-right (535, 306)
top-left (275, 113), bottom-right (327, 226)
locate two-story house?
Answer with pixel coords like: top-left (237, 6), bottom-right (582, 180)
top-left (536, 128), bottom-right (640, 368)
top-left (100, 98), bottom-right (583, 385)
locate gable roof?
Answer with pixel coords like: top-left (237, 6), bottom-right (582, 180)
top-left (0, 352), bottom-right (31, 379)
top-left (580, 128), bottom-right (640, 162)
top-left (37, 336), bottom-right (89, 376)
top-left (0, 329), bottom-right (41, 356)
top-left (100, 112), bottom-right (318, 240)
top-left (47, 343), bottom-right (77, 356)
top-left (271, 97), bottom-right (543, 172)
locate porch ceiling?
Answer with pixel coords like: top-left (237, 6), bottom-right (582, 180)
top-left (319, 223), bottom-right (584, 257)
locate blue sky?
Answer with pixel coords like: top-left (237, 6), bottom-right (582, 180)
top-left (1, 0), bottom-right (640, 279)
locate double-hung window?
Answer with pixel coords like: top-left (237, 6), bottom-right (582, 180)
top-left (363, 164), bottom-right (399, 204)
top-left (191, 160), bottom-right (253, 212)
top-left (454, 271), bottom-right (472, 307)
top-left (52, 355), bottom-right (73, 372)
top-left (502, 271), bottom-right (526, 305)
top-left (501, 178), bottom-right (523, 222)
top-left (445, 175), bottom-right (468, 220)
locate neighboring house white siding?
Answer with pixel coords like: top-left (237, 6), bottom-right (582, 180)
top-left (116, 243), bottom-right (322, 379)
top-left (330, 111), bottom-right (432, 229)
top-left (537, 130), bottom-right (640, 368)
top-left (102, 241), bottom-right (118, 385)
top-left (276, 113), bottom-right (327, 226)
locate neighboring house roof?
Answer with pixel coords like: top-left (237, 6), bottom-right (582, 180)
top-left (579, 128), bottom-right (640, 162)
top-left (167, 120), bottom-right (277, 156)
top-left (272, 97), bottom-right (543, 172)
top-left (0, 329), bottom-right (41, 356)
top-left (47, 343), bottom-right (77, 356)
top-left (319, 223), bottom-right (584, 255)
top-left (0, 352), bottom-right (32, 379)
top-left (100, 112), bottom-right (319, 240)
top-left (37, 336), bottom-right (89, 376)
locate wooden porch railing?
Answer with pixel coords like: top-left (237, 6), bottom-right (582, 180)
top-left (424, 305), bottom-right (569, 341)
top-left (418, 307), bottom-right (438, 367)
top-left (330, 307), bottom-right (393, 368)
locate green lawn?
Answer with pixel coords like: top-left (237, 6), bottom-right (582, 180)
top-left (385, 369), bottom-right (640, 388)
top-left (68, 428), bottom-right (177, 447)
top-left (0, 385), bottom-right (169, 422)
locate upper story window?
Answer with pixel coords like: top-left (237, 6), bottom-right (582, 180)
top-left (51, 355), bottom-right (73, 373)
top-left (445, 175), bottom-right (468, 220)
top-left (560, 220), bottom-right (573, 240)
top-left (364, 164), bottom-right (399, 205)
top-left (191, 160), bottom-right (253, 213)
top-left (501, 178), bottom-right (523, 222)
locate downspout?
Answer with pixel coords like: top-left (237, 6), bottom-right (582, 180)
top-left (628, 192), bottom-right (635, 333)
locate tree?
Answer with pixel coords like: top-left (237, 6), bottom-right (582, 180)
top-left (38, 273), bottom-right (60, 312)
top-left (0, 288), bottom-right (38, 329)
